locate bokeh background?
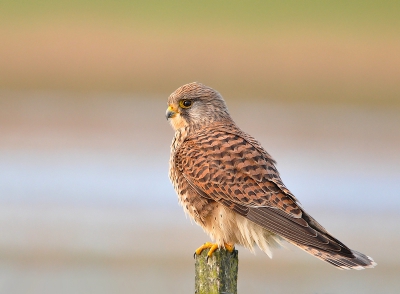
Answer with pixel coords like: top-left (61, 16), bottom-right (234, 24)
top-left (1, 1), bottom-right (399, 293)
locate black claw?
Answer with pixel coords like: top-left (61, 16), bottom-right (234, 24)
top-left (206, 255), bottom-right (210, 263)
top-left (193, 252), bottom-right (196, 259)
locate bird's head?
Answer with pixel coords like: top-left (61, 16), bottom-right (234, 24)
top-left (166, 82), bottom-right (231, 131)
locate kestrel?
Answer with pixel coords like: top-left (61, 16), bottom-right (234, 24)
top-left (166, 82), bottom-right (376, 270)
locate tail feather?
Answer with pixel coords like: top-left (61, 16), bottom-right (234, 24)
top-left (297, 244), bottom-right (377, 270)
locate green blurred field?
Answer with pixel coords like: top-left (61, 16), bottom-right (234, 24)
top-left (1, 0), bottom-right (400, 30)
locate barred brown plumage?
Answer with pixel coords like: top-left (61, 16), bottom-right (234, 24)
top-left (167, 82), bottom-right (376, 270)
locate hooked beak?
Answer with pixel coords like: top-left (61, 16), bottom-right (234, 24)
top-left (166, 105), bottom-right (177, 120)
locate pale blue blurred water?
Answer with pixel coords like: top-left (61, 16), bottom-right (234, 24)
top-left (0, 151), bottom-right (170, 208)
top-left (0, 148), bottom-right (399, 212)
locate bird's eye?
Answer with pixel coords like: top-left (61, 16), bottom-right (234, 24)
top-left (179, 99), bottom-right (192, 108)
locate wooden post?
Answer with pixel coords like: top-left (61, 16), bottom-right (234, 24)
top-left (195, 248), bottom-right (238, 294)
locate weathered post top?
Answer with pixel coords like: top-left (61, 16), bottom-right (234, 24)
top-left (195, 248), bottom-right (238, 294)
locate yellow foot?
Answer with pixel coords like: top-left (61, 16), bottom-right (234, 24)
top-left (194, 242), bottom-right (235, 259)
top-left (224, 242), bottom-right (235, 253)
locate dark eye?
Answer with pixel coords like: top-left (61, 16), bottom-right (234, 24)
top-left (179, 99), bottom-right (192, 108)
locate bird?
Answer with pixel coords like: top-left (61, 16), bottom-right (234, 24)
top-left (166, 82), bottom-right (376, 270)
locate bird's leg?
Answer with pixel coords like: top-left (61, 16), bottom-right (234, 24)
top-left (194, 242), bottom-right (235, 259)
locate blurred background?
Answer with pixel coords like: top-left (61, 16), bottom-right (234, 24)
top-left (1, 1), bottom-right (399, 293)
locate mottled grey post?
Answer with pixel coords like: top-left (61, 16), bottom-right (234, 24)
top-left (195, 248), bottom-right (238, 294)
